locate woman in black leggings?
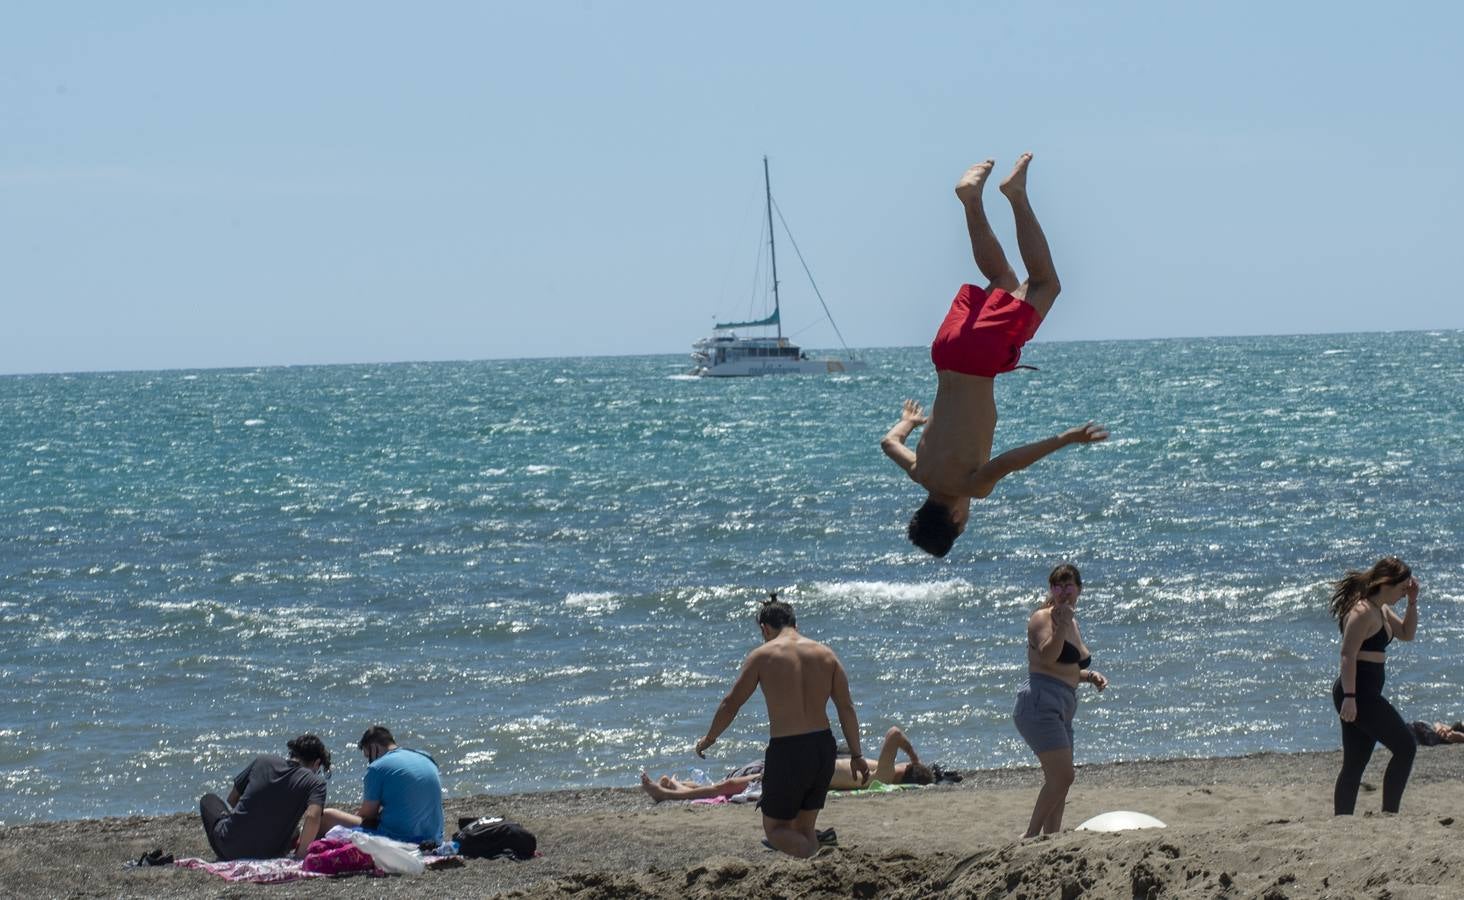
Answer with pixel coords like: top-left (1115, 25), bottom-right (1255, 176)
top-left (1330, 556), bottom-right (1420, 815)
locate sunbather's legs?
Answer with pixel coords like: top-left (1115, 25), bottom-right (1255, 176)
top-left (662, 776), bottom-right (710, 791)
top-left (639, 771), bottom-right (753, 802)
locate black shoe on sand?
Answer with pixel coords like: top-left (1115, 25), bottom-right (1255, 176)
top-left (761, 830), bottom-right (838, 853)
top-left (125, 849), bottom-right (173, 869)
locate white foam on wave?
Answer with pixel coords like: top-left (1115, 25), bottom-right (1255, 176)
top-left (563, 591), bottom-right (621, 614)
top-left (459, 750), bottom-right (496, 767)
top-left (243, 419), bottom-right (265, 427)
top-left (808, 579), bottom-right (973, 604)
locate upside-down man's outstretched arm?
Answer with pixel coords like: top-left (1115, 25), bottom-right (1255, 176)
top-left (971, 422), bottom-right (1108, 498)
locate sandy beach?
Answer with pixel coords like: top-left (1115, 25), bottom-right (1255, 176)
top-left (2, 746), bottom-right (1460, 899)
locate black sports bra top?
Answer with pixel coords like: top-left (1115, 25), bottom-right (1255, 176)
top-left (1358, 611), bottom-right (1392, 654)
top-left (1056, 640), bottom-right (1092, 669)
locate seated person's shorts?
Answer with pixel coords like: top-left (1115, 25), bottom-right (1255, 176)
top-left (931, 284), bottom-right (1042, 377)
top-left (758, 729), bottom-right (836, 820)
top-left (1013, 672), bottom-right (1077, 754)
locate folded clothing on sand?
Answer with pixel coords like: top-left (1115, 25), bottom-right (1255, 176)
top-left (301, 838), bottom-right (376, 875)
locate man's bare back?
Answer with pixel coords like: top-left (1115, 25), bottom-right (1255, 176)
top-left (749, 631), bottom-right (837, 736)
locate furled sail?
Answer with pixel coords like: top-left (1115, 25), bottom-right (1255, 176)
top-left (713, 309), bottom-right (780, 330)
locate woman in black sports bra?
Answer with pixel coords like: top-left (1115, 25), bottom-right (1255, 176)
top-left (1330, 556), bottom-right (1420, 815)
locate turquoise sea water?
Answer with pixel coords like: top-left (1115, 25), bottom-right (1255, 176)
top-left (2, 331), bottom-right (1461, 824)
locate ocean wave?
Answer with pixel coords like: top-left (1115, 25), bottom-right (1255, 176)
top-left (807, 579), bottom-right (974, 605)
top-left (563, 591), bottom-right (621, 614)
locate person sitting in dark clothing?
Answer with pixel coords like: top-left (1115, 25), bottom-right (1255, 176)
top-left (199, 734), bottom-right (331, 860)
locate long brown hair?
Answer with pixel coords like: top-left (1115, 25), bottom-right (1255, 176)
top-left (1329, 557), bottom-right (1411, 630)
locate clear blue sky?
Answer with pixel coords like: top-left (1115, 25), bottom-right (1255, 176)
top-left (4, 2), bottom-right (1461, 375)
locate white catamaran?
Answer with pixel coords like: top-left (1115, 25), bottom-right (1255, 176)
top-left (689, 157), bottom-right (866, 378)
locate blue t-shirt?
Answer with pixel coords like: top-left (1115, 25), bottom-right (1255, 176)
top-left (362, 747), bottom-right (444, 843)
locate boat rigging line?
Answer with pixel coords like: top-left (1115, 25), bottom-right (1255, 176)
top-left (771, 196), bottom-right (857, 360)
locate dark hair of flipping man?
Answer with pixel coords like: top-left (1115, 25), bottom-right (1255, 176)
top-left (908, 497), bottom-right (958, 557)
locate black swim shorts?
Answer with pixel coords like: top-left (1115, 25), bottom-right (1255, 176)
top-left (758, 729), bottom-right (836, 821)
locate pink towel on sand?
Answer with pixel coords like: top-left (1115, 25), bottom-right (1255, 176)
top-left (173, 857), bottom-right (325, 884)
top-left (303, 838), bottom-right (378, 875)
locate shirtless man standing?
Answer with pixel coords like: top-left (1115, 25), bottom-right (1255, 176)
top-left (695, 595), bottom-right (870, 857)
top-left (882, 154), bottom-right (1108, 557)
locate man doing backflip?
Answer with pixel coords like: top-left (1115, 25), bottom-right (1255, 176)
top-left (695, 595), bottom-right (870, 857)
top-left (883, 154), bottom-right (1107, 557)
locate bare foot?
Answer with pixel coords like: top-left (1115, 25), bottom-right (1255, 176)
top-left (954, 160), bottom-right (995, 205)
top-left (639, 771), bottom-right (672, 802)
top-left (999, 153), bottom-right (1032, 199)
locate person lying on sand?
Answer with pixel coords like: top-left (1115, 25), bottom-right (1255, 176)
top-left (693, 594), bottom-right (870, 858)
top-left (882, 154), bottom-right (1106, 557)
top-left (832, 726), bottom-right (933, 789)
top-left (640, 726), bottom-right (934, 802)
top-left (639, 762), bottom-right (765, 803)
top-left (1411, 721), bottom-right (1464, 746)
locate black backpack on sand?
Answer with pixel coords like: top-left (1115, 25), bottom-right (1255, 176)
top-left (453, 816), bottom-right (537, 860)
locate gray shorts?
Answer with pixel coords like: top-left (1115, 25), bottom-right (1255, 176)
top-left (1013, 672), bottom-right (1077, 755)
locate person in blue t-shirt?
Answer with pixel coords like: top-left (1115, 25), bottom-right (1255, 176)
top-left (320, 725), bottom-right (445, 844)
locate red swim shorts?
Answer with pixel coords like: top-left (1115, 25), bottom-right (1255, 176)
top-left (930, 284), bottom-right (1041, 377)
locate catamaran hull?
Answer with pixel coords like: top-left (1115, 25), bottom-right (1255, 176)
top-left (691, 358), bottom-right (868, 377)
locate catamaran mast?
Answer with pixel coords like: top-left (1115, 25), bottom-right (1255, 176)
top-left (763, 155), bottom-right (782, 340)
